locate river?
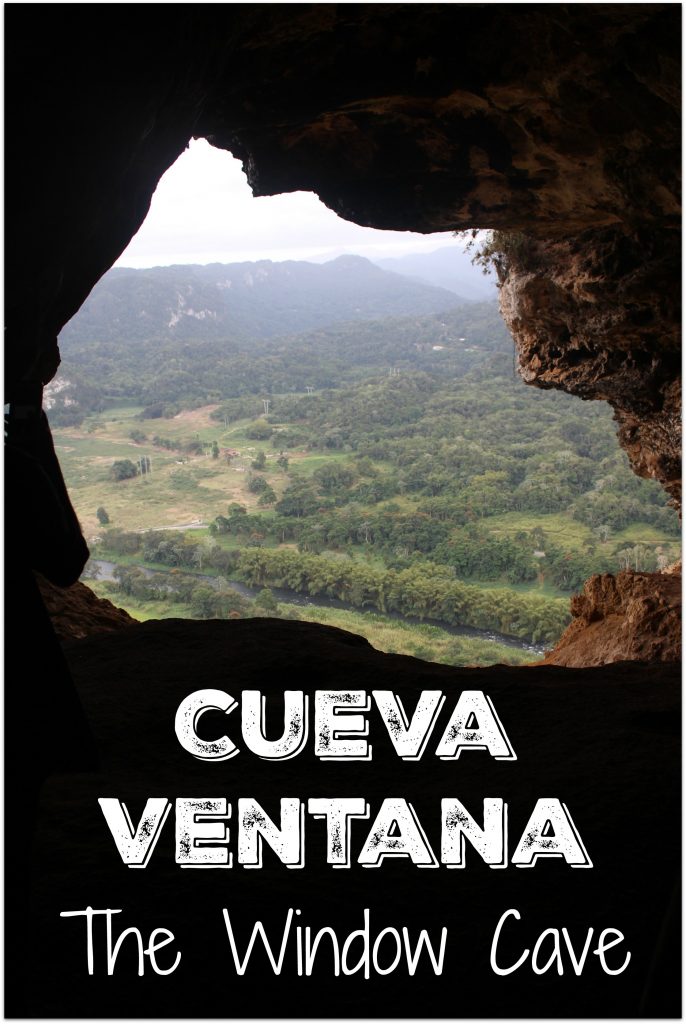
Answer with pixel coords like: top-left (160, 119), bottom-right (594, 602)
top-left (91, 559), bottom-right (546, 656)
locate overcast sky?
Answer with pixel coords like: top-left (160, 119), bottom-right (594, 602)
top-left (116, 139), bottom-right (455, 268)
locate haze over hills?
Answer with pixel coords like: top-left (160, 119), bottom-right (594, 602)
top-left (373, 245), bottom-right (497, 300)
top-left (60, 254), bottom-right (464, 347)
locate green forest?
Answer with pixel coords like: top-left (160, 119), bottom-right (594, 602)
top-left (52, 276), bottom-right (680, 666)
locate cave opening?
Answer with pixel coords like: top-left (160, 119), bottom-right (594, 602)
top-left (46, 140), bottom-right (680, 669)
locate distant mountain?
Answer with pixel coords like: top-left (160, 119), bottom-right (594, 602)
top-left (59, 255), bottom-right (463, 346)
top-left (373, 246), bottom-right (497, 301)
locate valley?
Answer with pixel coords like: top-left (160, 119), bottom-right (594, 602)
top-left (51, 258), bottom-right (680, 667)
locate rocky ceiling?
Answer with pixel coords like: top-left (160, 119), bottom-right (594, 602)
top-left (5, 4), bottom-right (681, 504)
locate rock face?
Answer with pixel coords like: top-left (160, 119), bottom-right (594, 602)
top-left (543, 568), bottom-right (681, 667)
top-left (5, 7), bottom-right (680, 388)
top-left (35, 574), bottom-right (136, 642)
top-left (498, 230), bottom-right (681, 507)
top-left (198, 6), bottom-right (681, 237)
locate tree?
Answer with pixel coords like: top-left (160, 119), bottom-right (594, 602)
top-left (246, 418), bottom-right (273, 440)
top-left (96, 506), bottom-right (110, 525)
top-left (110, 459), bottom-right (138, 481)
top-left (313, 463), bottom-right (355, 494)
top-left (254, 588), bottom-right (278, 613)
top-left (112, 565), bottom-right (145, 596)
top-left (99, 528), bottom-right (141, 555)
top-left (656, 550), bottom-right (672, 571)
top-left (355, 456), bottom-right (378, 478)
top-left (258, 485), bottom-right (277, 506)
top-left (248, 474), bottom-right (269, 494)
top-left (616, 545), bottom-right (654, 573)
top-left (251, 450), bottom-right (267, 470)
top-left (190, 586), bottom-right (217, 619)
top-left (211, 440), bottom-right (219, 459)
top-left (275, 479), bottom-right (319, 518)
top-left (276, 455), bottom-right (289, 472)
top-left (193, 536), bottom-right (218, 570)
top-left (358, 519), bottom-right (373, 544)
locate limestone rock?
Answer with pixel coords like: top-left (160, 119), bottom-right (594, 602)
top-left (543, 569), bottom-right (681, 667)
top-left (498, 230), bottom-right (681, 506)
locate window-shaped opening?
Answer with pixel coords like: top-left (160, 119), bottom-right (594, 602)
top-left (48, 141), bottom-right (681, 667)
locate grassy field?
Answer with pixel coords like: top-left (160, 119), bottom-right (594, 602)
top-left (55, 406), bottom-right (679, 556)
top-left (613, 523), bottom-right (679, 545)
top-left (53, 404), bottom-right (317, 539)
top-left (55, 402), bottom-right (393, 542)
top-left (54, 404), bottom-right (419, 546)
top-left (55, 403), bottom-right (678, 623)
top-left (85, 579), bottom-right (537, 667)
top-left (482, 510), bottom-right (677, 554)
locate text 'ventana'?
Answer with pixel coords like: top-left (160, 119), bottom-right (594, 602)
top-left (98, 689), bottom-right (593, 870)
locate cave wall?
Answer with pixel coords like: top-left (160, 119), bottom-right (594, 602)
top-left (498, 228), bottom-right (681, 505)
top-left (6, 4), bottom-right (680, 509)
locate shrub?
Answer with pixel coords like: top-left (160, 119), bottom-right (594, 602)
top-left (110, 459), bottom-right (138, 481)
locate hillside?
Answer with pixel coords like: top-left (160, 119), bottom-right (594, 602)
top-left (373, 245), bottom-right (497, 300)
top-left (48, 303), bottom-right (506, 421)
top-left (59, 255), bottom-right (463, 346)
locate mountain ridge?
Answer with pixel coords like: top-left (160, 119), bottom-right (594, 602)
top-left (60, 255), bottom-right (466, 346)
top-left (373, 245), bottom-right (497, 300)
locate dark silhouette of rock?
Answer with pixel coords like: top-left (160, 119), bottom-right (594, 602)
top-left (35, 574), bottom-right (137, 642)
